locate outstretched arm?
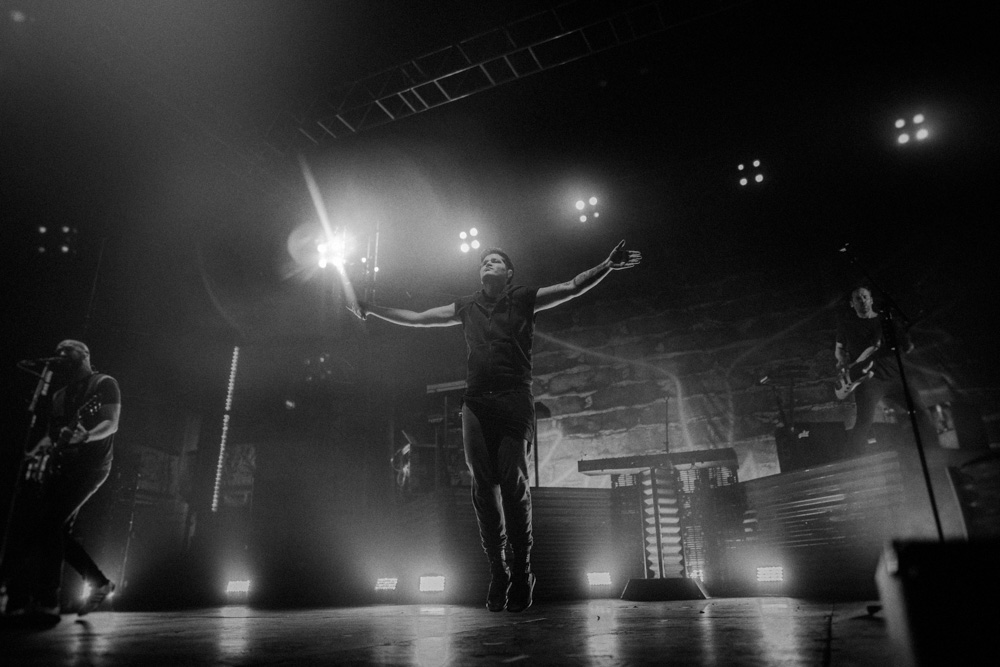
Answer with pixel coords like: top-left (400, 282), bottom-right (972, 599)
top-left (347, 300), bottom-right (460, 327)
top-left (535, 240), bottom-right (641, 312)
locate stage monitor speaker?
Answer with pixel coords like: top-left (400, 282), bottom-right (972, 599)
top-left (875, 539), bottom-right (1000, 667)
top-left (775, 422), bottom-right (851, 472)
top-left (620, 577), bottom-right (708, 601)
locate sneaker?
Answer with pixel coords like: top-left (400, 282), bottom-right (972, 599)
top-left (506, 571), bottom-right (535, 613)
top-left (78, 581), bottom-right (115, 616)
top-left (486, 563), bottom-right (510, 612)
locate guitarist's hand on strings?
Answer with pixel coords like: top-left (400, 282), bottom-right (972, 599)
top-left (60, 424), bottom-right (89, 445)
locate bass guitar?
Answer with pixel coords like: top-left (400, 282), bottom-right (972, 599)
top-left (834, 359), bottom-right (875, 400)
top-left (25, 394), bottom-right (102, 483)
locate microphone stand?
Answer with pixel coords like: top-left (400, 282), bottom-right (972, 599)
top-left (838, 244), bottom-right (945, 542)
top-left (0, 362), bottom-right (55, 574)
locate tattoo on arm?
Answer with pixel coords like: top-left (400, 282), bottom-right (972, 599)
top-left (572, 262), bottom-right (610, 289)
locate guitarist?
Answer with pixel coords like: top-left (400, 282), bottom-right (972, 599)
top-left (3, 340), bottom-right (120, 621)
top-left (835, 287), bottom-right (915, 456)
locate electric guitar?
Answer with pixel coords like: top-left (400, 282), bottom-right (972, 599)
top-left (834, 359), bottom-right (875, 400)
top-left (25, 394), bottom-right (102, 483)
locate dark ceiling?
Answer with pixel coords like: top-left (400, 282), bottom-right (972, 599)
top-left (2, 0), bottom-right (997, 411)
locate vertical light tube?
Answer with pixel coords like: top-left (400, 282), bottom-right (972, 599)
top-left (212, 346), bottom-right (240, 512)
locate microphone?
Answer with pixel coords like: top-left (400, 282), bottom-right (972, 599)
top-left (19, 356), bottom-right (65, 365)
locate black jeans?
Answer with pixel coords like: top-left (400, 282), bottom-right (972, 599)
top-left (461, 397), bottom-right (533, 564)
top-left (4, 465), bottom-right (110, 607)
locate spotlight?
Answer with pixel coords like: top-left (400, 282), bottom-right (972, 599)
top-left (586, 572), bottom-right (612, 586)
top-left (419, 575), bottom-right (446, 592)
top-left (226, 580), bottom-right (251, 594)
top-left (375, 577), bottom-right (398, 592)
top-left (737, 159), bottom-right (765, 187)
top-left (459, 228), bottom-right (481, 253)
top-left (894, 113), bottom-right (930, 145)
top-left (573, 194), bottom-right (601, 222)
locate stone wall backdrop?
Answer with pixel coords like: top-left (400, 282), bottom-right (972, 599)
top-left (530, 271), bottom-right (996, 488)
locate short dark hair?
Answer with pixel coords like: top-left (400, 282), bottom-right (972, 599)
top-left (479, 247), bottom-right (514, 283)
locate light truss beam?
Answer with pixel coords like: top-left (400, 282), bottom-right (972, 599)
top-left (293, 0), bottom-right (719, 146)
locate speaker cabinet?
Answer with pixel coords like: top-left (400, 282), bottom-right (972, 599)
top-left (875, 539), bottom-right (1000, 666)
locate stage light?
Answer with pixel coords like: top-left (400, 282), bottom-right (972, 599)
top-left (317, 232), bottom-right (348, 270)
top-left (375, 577), bottom-right (398, 592)
top-left (212, 346), bottom-right (240, 513)
top-left (738, 159), bottom-right (764, 187)
top-left (419, 575), bottom-right (446, 592)
top-left (586, 572), bottom-right (612, 586)
top-left (756, 566), bottom-right (784, 582)
top-left (458, 228), bottom-right (481, 253)
top-left (572, 194), bottom-right (601, 221)
top-left (226, 580), bottom-right (251, 594)
top-left (895, 113), bottom-right (929, 145)
top-left (38, 225), bottom-right (46, 233)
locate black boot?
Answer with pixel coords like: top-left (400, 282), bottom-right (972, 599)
top-left (506, 559), bottom-right (535, 613)
top-left (486, 554), bottom-right (509, 612)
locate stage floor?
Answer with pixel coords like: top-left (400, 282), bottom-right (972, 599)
top-left (2, 597), bottom-right (894, 666)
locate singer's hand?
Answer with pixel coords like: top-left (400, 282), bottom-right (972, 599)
top-left (347, 299), bottom-right (369, 321)
top-left (607, 240), bottom-right (642, 270)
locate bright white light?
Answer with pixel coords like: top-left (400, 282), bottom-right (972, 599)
top-left (81, 583), bottom-right (92, 600)
top-left (38, 226), bottom-right (47, 234)
top-left (212, 347), bottom-right (239, 512)
top-left (898, 133), bottom-right (910, 144)
top-left (375, 577), bottom-right (398, 591)
top-left (756, 566), bottom-right (783, 582)
top-left (575, 200), bottom-right (585, 210)
top-left (60, 245), bottom-right (69, 253)
top-left (318, 258), bottom-right (328, 268)
top-left (419, 576), bottom-right (446, 592)
top-left (62, 226), bottom-right (70, 233)
top-left (737, 163), bottom-right (745, 170)
top-left (752, 159), bottom-right (760, 167)
top-left (459, 231), bottom-right (467, 239)
top-left (588, 196), bottom-right (598, 206)
top-left (916, 128), bottom-right (929, 140)
top-left (593, 211), bottom-right (600, 218)
top-left (226, 580), bottom-right (251, 594)
top-left (471, 239), bottom-right (480, 249)
top-left (469, 228), bottom-right (478, 236)
top-left (739, 178), bottom-right (748, 186)
top-left (895, 118), bottom-right (906, 128)
top-left (460, 243), bottom-right (470, 253)
top-left (586, 572), bottom-right (612, 586)
top-left (373, 266), bottom-right (379, 272)
top-left (755, 174), bottom-right (763, 183)
top-left (913, 114), bottom-right (925, 124)
top-left (689, 568), bottom-right (704, 581)
top-left (579, 215), bottom-right (587, 222)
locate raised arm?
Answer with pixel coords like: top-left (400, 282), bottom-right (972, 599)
top-left (348, 300), bottom-right (460, 327)
top-left (535, 240), bottom-right (641, 312)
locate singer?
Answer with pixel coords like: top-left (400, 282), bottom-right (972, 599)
top-left (348, 241), bottom-right (641, 612)
top-left (1, 340), bottom-right (120, 622)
